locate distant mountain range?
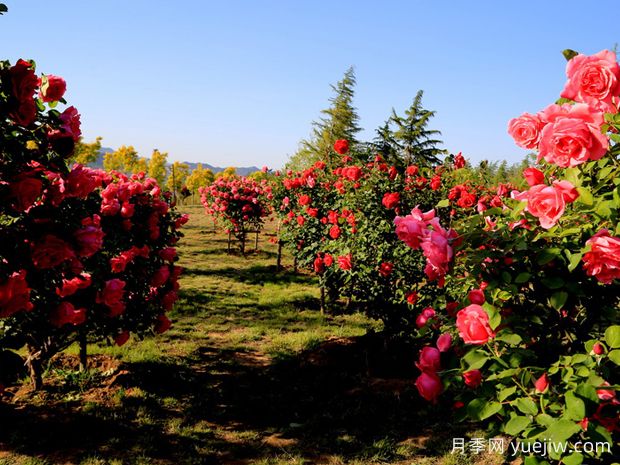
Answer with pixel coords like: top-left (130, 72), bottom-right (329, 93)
top-left (89, 147), bottom-right (260, 176)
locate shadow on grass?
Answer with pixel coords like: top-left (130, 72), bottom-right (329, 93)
top-left (183, 264), bottom-right (313, 286)
top-left (0, 334), bottom-right (465, 464)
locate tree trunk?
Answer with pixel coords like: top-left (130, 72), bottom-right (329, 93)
top-left (255, 230), bottom-right (259, 251)
top-left (320, 285), bottom-right (326, 315)
top-left (227, 231), bottom-right (232, 254)
top-left (26, 345), bottom-right (43, 391)
top-left (79, 333), bottom-right (88, 372)
top-left (276, 240), bottom-right (283, 271)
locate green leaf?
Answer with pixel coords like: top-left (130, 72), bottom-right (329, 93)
top-left (605, 325), bottom-right (620, 348)
top-left (598, 166), bottom-right (614, 181)
top-left (608, 349), bottom-right (620, 365)
top-left (576, 187), bottom-right (593, 206)
top-left (565, 391), bottom-right (586, 420)
top-left (463, 350), bottom-right (489, 370)
top-left (537, 248), bottom-right (561, 265)
top-left (505, 415), bottom-right (530, 435)
top-left (436, 199), bottom-right (450, 208)
top-left (543, 419), bottom-right (581, 444)
top-left (496, 333), bottom-right (522, 346)
top-left (574, 383), bottom-right (598, 403)
top-left (562, 49), bottom-right (579, 61)
top-left (514, 397), bottom-right (538, 416)
top-left (562, 452), bottom-right (584, 465)
top-left (498, 385), bottom-right (517, 401)
top-left (467, 399), bottom-right (502, 420)
top-left (595, 201), bottom-right (613, 218)
top-left (550, 291), bottom-right (568, 310)
top-left (536, 413), bottom-right (554, 427)
top-left (515, 272), bottom-right (531, 284)
top-left (567, 252), bottom-right (583, 272)
top-left (541, 276), bottom-right (564, 289)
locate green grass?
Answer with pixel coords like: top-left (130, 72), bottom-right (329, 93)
top-left (0, 206), bottom-right (503, 465)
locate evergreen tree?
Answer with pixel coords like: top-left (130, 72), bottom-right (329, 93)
top-left (148, 149), bottom-right (168, 186)
top-left (287, 67), bottom-right (361, 170)
top-left (372, 120), bottom-right (399, 164)
top-left (390, 90), bottom-right (445, 166)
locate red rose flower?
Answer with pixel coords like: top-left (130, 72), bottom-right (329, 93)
top-left (333, 139), bottom-right (349, 155)
top-left (150, 266), bottom-right (171, 287)
top-left (467, 288), bottom-right (485, 305)
top-left (0, 270), bottom-right (34, 318)
top-left (382, 192), bottom-right (400, 210)
top-left (154, 314), bottom-right (172, 334)
top-left (534, 373), bottom-right (550, 393)
top-left (463, 369), bottom-right (483, 388)
top-left (50, 302), bottom-right (86, 328)
top-left (39, 74), bottom-right (67, 102)
top-left (115, 331), bottom-right (130, 347)
top-left (337, 254), bottom-right (352, 270)
top-left (31, 235), bottom-right (76, 269)
top-left (378, 262), bottom-right (393, 277)
top-left (96, 279), bottom-right (126, 316)
top-left (329, 225), bottom-right (341, 239)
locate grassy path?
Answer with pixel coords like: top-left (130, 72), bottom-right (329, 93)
top-left (0, 206), bottom-right (499, 465)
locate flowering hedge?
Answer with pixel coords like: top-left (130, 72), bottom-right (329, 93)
top-left (200, 176), bottom-right (272, 254)
top-left (402, 50), bottom-right (619, 464)
top-left (0, 59), bottom-right (187, 389)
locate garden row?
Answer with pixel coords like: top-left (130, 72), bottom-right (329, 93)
top-left (0, 59), bottom-right (187, 389)
top-left (201, 50), bottom-right (620, 464)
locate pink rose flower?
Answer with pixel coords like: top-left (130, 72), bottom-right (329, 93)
top-left (538, 103), bottom-right (608, 167)
top-left (416, 307), bottom-right (436, 329)
top-left (416, 346), bottom-right (441, 373)
top-left (561, 50), bottom-right (620, 113)
top-left (582, 229), bottom-right (620, 284)
top-left (415, 372), bottom-right (443, 403)
top-left (508, 112), bottom-right (545, 149)
top-left (518, 180), bottom-right (578, 229)
top-left (436, 333), bottom-right (452, 352)
top-left (456, 304), bottom-right (496, 345)
top-left (523, 167), bottom-right (545, 187)
top-left (468, 289), bottom-right (485, 305)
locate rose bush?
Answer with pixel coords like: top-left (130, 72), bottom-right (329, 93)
top-left (200, 176), bottom-right (272, 254)
top-left (0, 59), bottom-right (186, 389)
top-left (401, 50), bottom-right (619, 464)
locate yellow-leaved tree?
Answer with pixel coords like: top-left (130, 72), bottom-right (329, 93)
top-left (148, 149), bottom-right (168, 185)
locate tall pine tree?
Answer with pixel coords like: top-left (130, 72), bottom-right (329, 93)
top-left (389, 90), bottom-right (445, 166)
top-left (287, 67), bottom-right (361, 170)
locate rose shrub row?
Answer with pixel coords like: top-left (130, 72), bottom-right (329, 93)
top-left (200, 176), bottom-right (272, 254)
top-left (403, 50), bottom-right (619, 464)
top-left (0, 59), bottom-right (187, 389)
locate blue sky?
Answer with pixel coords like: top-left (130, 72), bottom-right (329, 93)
top-left (1, 1), bottom-right (617, 168)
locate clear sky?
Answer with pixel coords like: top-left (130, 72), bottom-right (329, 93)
top-left (0, 1), bottom-right (617, 168)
